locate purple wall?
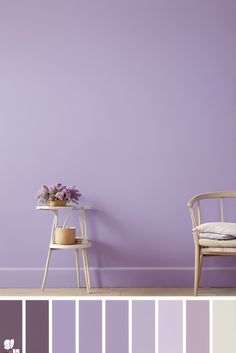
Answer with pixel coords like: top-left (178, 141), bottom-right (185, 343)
top-left (0, 0), bottom-right (236, 287)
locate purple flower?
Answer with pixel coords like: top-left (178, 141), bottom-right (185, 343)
top-left (42, 185), bottom-right (49, 192)
top-left (36, 185), bottom-right (50, 204)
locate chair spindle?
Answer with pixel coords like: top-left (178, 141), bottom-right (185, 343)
top-left (220, 198), bottom-right (224, 222)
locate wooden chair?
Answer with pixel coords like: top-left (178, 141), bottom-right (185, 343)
top-left (188, 191), bottom-right (236, 295)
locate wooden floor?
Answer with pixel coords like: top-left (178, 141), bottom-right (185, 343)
top-left (0, 287), bottom-right (235, 296)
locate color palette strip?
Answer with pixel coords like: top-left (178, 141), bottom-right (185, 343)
top-left (132, 300), bottom-right (155, 353)
top-left (1, 299), bottom-right (236, 352)
top-left (106, 300), bottom-right (128, 353)
top-left (52, 300), bottom-right (75, 353)
top-left (26, 300), bottom-right (49, 353)
top-left (159, 300), bottom-right (183, 353)
top-left (213, 300), bottom-right (236, 353)
top-left (0, 301), bottom-right (22, 352)
top-left (186, 301), bottom-right (209, 353)
top-left (79, 300), bottom-right (102, 353)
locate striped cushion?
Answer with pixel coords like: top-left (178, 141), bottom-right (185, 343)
top-left (194, 222), bottom-right (236, 237)
top-left (199, 232), bottom-right (234, 240)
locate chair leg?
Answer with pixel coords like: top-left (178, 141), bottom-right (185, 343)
top-left (198, 254), bottom-right (203, 288)
top-left (41, 249), bottom-right (52, 291)
top-left (82, 249), bottom-right (91, 294)
top-left (75, 250), bottom-right (81, 288)
top-left (194, 246), bottom-right (200, 296)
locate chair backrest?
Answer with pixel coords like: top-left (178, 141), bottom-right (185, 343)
top-left (188, 191), bottom-right (236, 227)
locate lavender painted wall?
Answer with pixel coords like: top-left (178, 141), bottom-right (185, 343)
top-left (0, 0), bottom-right (235, 287)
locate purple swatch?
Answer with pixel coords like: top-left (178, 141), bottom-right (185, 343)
top-left (0, 301), bottom-right (22, 352)
top-left (186, 301), bottom-right (209, 353)
top-left (53, 300), bottom-right (75, 353)
top-left (26, 300), bottom-right (49, 353)
top-left (132, 301), bottom-right (155, 353)
top-left (159, 300), bottom-right (183, 353)
top-left (106, 300), bottom-right (128, 353)
top-left (79, 300), bottom-right (102, 353)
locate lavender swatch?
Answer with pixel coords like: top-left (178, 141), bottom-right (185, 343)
top-left (53, 300), bottom-right (75, 353)
top-left (132, 301), bottom-right (155, 353)
top-left (26, 301), bottom-right (49, 353)
top-left (186, 301), bottom-right (209, 353)
top-left (106, 301), bottom-right (128, 353)
top-left (159, 300), bottom-right (183, 353)
top-left (79, 300), bottom-right (102, 353)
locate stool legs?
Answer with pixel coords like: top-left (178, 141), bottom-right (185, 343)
top-left (84, 249), bottom-right (91, 289)
top-left (41, 248), bottom-right (91, 293)
top-left (82, 249), bottom-right (91, 293)
top-left (41, 249), bottom-right (52, 291)
top-left (75, 250), bottom-right (81, 288)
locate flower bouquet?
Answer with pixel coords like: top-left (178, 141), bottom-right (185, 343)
top-left (37, 183), bottom-right (81, 206)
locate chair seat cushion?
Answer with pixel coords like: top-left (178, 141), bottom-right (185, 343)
top-left (199, 238), bottom-right (236, 248)
top-left (194, 222), bottom-right (236, 237)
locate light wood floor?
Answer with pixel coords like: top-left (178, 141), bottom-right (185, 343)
top-left (0, 288), bottom-right (235, 296)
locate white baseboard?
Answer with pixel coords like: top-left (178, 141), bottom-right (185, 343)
top-left (0, 266), bottom-right (235, 287)
top-left (0, 266), bottom-right (236, 271)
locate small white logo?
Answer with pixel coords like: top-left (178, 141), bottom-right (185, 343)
top-left (4, 339), bottom-right (14, 351)
top-left (3, 339), bottom-right (20, 352)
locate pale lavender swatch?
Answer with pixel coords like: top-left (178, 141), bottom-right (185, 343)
top-left (132, 301), bottom-right (155, 353)
top-left (79, 300), bottom-right (102, 353)
top-left (186, 301), bottom-right (209, 353)
top-left (53, 301), bottom-right (75, 353)
top-left (106, 301), bottom-right (128, 353)
top-left (0, 301), bottom-right (22, 352)
top-left (159, 300), bottom-right (183, 353)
